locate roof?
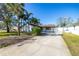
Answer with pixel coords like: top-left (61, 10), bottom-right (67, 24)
top-left (40, 24), bottom-right (55, 28)
top-left (29, 23), bottom-right (56, 28)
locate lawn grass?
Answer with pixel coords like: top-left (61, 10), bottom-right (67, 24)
top-left (0, 31), bottom-right (32, 48)
top-left (63, 32), bottom-right (79, 56)
top-left (0, 32), bottom-right (18, 36)
top-left (0, 31), bottom-right (32, 39)
top-left (0, 29), bottom-right (32, 38)
top-left (0, 32), bottom-right (18, 39)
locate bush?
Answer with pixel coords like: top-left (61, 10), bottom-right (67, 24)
top-left (32, 26), bottom-right (42, 35)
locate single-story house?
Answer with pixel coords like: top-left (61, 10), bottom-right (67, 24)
top-left (29, 24), bottom-right (56, 33)
top-left (40, 24), bottom-right (55, 30)
top-left (3, 22), bottom-right (56, 32)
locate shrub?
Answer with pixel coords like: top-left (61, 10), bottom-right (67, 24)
top-left (32, 26), bottom-right (42, 35)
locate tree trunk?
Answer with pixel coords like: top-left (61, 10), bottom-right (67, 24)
top-left (63, 27), bottom-right (64, 32)
top-left (67, 26), bottom-right (68, 31)
top-left (28, 24), bottom-right (30, 32)
top-left (74, 26), bottom-right (75, 30)
top-left (6, 23), bottom-right (10, 33)
top-left (18, 22), bottom-right (20, 36)
top-left (27, 23), bottom-right (30, 32)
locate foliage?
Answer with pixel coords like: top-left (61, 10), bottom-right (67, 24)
top-left (0, 21), bottom-right (6, 29)
top-left (0, 4), bottom-right (13, 33)
top-left (6, 3), bottom-right (25, 35)
top-left (57, 17), bottom-right (73, 27)
top-left (0, 3), bottom-right (41, 36)
top-left (75, 18), bottom-right (79, 26)
top-left (32, 26), bottom-right (42, 35)
top-left (29, 17), bottom-right (40, 25)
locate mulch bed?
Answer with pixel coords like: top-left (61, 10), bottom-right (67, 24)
top-left (0, 35), bottom-right (33, 48)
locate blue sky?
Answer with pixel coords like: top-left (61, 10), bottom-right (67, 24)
top-left (25, 3), bottom-right (79, 25)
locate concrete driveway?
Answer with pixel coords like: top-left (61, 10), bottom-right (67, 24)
top-left (0, 35), bottom-right (71, 56)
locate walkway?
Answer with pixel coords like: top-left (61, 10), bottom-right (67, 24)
top-left (0, 35), bottom-right (71, 56)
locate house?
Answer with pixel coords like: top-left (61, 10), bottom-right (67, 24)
top-left (17, 23), bottom-right (56, 33)
top-left (28, 24), bottom-right (56, 33)
top-left (40, 24), bottom-right (55, 30)
top-left (39, 24), bottom-right (56, 33)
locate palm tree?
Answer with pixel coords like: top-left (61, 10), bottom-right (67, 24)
top-left (6, 3), bottom-right (25, 35)
top-left (29, 17), bottom-right (40, 25)
top-left (24, 10), bottom-right (33, 32)
top-left (29, 17), bottom-right (40, 31)
top-left (0, 4), bottom-right (13, 33)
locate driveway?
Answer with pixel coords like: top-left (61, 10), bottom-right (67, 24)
top-left (0, 35), bottom-right (71, 56)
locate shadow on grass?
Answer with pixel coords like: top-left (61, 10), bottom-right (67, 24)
top-left (0, 35), bottom-right (36, 48)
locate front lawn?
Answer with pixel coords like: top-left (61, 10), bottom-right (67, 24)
top-left (0, 32), bottom-right (18, 39)
top-left (0, 31), bottom-right (32, 38)
top-left (0, 31), bottom-right (33, 48)
top-left (63, 32), bottom-right (79, 56)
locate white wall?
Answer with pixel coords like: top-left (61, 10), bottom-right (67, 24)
top-left (58, 26), bottom-right (79, 35)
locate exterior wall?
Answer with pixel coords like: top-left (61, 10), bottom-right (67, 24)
top-left (42, 27), bottom-right (56, 33)
top-left (58, 26), bottom-right (79, 35)
top-left (42, 27), bottom-right (51, 30)
top-left (21, 24), bottom-right (33, 32)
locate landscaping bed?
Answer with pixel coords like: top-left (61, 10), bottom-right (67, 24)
top-left (0, 35), bottom-right (32, 48)
top-left (63, 32), bottom-right (79, 56)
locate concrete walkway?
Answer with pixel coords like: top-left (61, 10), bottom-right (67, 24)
top-left (0, 35), bottom-right (71, 56)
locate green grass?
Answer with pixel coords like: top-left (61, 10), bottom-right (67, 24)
top-left (0, 32), bottom-right (18, 36)
top-left (0, 31), bottom-right (32, 39)
top-left (0, 32), bottom-right (18, 39)
top-left (0, 31), bottom-right (32, 48)
top-left (63, 32), bottom-right (79, 56)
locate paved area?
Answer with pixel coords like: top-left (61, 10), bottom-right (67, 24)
top-left (0, 35), bottom-right (71, 56)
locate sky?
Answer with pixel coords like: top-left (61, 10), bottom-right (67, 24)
top-left (25, 3), bottom-right (79, 25)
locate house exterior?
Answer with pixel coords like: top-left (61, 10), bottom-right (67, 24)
top-left (39, 24), bottom-right (56, 33)
top-left (22, 24), bottom-right (56, 32)
top-left (40, 24), bottom-right (55, 30)
top-left (28, 23), bottom-right (56, 32)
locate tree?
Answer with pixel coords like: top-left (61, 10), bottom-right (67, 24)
top-left (17, 10), bottom-right (33, 32)
top-left (75, 18), bottom-right (79, 26)
top-left (72, 20), bottom-right (76, 30)
top-left (25, 11), bottom-right (33, 32)
top-left (6, 3), bottom-right (25, 35)
top-left (57, 17), bottom-right (65, 31)
top-left (66, 17), bottom-right (73, 30)
top-left (57, 17), bottom-right (69, 31)
top-left (29, 17), bottom-right (40, 25)
top-left (0, 4), bottom-right (13, 33)
top-left (28, 17), bottom-right (40, 32)
top-left (0, 21), bottom-right (6, 29)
